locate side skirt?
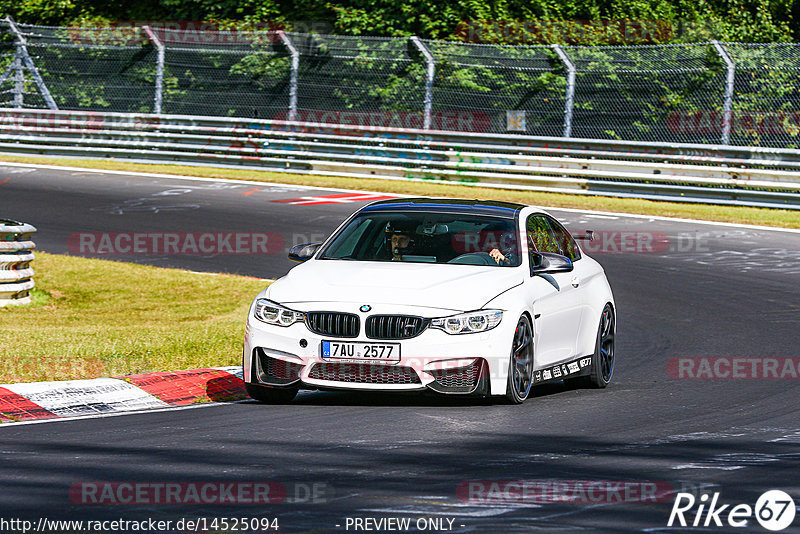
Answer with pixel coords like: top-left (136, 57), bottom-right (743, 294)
top-left (533, 356), bottom-right (593, 385)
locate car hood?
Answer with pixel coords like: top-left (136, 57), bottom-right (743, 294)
top-left (268, 259), bottom-right (523, 313)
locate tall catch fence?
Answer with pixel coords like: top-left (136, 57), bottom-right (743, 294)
top-left (2, 18), bottom-right (800, 148)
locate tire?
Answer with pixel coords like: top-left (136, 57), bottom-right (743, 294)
top-left (505, 315), bottom-right (535, 404)
top-left (246, 383), bottom-right (298, 404)
top-left (584, 303), bottom-right (615, 389)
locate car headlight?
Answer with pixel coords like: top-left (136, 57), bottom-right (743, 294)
top-left (431, 310), bottom-right (503, 334)
top-left (253, 299), bottom-right (305, 327)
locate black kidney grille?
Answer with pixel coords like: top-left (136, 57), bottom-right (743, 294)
top-left (306, 312), bottom-right (360, 338)
top-left (366, 315), bottom-right (428, 340)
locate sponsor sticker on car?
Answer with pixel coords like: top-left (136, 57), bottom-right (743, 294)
top-left (534, 357), bottom-right (593, 384)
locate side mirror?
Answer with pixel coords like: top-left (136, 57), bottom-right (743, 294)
top-left (573, 230), bottom-right (595, 241)
top-left (288, 242), bottom-right (322, 262)
top-left (530, 252), bottom-right (573, 275)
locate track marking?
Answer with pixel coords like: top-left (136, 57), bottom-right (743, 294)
top-left (0, 387), bottom-right (57, 422)
top-left (272, 193), bottom-right (398, 205)
top-left (4, 378), bottom-right (169, 417)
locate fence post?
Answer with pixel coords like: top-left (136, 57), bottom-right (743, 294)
top-left (551, 44), bottom-right (575, 138)
top-left (142, 25), bottom-right (164, 115)
top-left (277, 31), bottom-right (299, 122)
top-left (12, 51), bottom-right (23, 108)
top-left (711, 40), bottom-right (735, 145)
top-left (410, 36), bottom-right (435, 130)
top-left (4, 16), bottom-right (58, 110)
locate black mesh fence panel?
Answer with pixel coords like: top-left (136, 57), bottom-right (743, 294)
top-left (424, 40), bottom-right (564, 135)
top-left (568, 43), bottom-right (727, 144)
top-left (1, 22), bottom-right (800, 148)
top-left (155, 28), bottom-right (290, 118)
top-left (726, 43), bottom-right (800, 148)
top-left (288, 33), bottom-right (427, 129)
top-left (2, 23), bottom-right (157, 112)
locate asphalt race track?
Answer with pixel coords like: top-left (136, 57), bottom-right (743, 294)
top-left (1, 163), bottom-right (799, 533)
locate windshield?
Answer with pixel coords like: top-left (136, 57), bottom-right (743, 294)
top-left (320, 211), bottom-right (521, 267)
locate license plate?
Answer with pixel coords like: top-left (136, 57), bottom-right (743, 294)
top-left (321, 341), bottom-right (400, 362)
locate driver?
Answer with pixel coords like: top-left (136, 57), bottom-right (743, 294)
top-left (486, 228), bottom-right (518, 266)
top-left (489, 248), bottom-right (509, 265)
top-left (391, 231), bottom-right (412, 261)
top-left (385, 222), bottom-right (415, 261)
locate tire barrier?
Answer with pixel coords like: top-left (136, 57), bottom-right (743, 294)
top-left (0, 219), bottom-right (36, 306)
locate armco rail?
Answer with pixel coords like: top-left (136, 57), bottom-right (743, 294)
top-left (0, 219), bottom-right (36, 306)
top-left (1, 108), bottom-right (799, 209)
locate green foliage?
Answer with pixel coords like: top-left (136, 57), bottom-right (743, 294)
top-left (2, 0), bottom-right (800, 147)
top-left (1, 0), bottom-right (797, 44)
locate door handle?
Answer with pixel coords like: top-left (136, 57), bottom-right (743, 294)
top-left (571, 276), bottom-right (580, 288)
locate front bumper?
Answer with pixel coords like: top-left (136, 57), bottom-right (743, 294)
top-left (243, 308), bottom-right (514, 395)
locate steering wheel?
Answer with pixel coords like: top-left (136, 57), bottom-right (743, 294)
top-left (447, 252), bottom-right (497, 266)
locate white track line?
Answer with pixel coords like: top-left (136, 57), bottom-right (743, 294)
top-left (547, 206), bottom-right (800, 233)
top-left (2, 160), bottom-right (798, 234)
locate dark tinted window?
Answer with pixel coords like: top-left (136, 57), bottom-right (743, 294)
top-left (545, 216), bottom-right (581, 261)
top-left (526, 215), bottom-right (561, 254)
top-left (527, 214), bottom-right (581, 263)
top-left (320, 212), bottom-right (521, 267)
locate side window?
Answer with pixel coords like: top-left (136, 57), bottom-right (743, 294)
top-left (546, 216), bottom-right (581, 262)
top-left (526, 215), bottom-right (561, 260)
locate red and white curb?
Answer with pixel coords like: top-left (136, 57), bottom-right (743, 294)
top-left (0, 366), bottom-right (247, 423)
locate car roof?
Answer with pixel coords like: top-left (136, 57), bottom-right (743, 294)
top-left (361, 197), bottom-right (527, 217)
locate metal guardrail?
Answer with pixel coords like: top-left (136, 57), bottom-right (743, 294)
top-left (0, 108), bottom-right (799, 209)
top-left (0, 219), bottom-right (36, 306)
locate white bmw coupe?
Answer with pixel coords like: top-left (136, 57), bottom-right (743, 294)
top-left (243, 198), bottom-right (615, 404)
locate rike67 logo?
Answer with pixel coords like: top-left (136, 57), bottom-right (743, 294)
top-left (668, 490), bottom-right (796, 531)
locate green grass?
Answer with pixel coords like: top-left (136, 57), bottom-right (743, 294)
top-left (2, 155), bottom-right (799, 229)
top-left (0, 252), bottom-right (268, 383)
